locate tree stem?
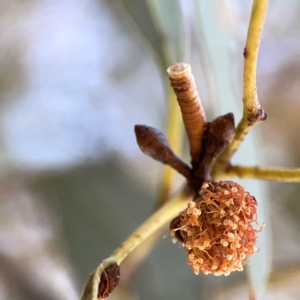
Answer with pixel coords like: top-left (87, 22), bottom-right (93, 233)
top-left (216, 165), bottom-right (300, 182)
top-left (111, 191), bottom-right (191, 264)
top-left (81, 191), bottom-right (192, 300)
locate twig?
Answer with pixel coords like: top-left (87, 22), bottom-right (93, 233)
top-left (123, 86), bottom-right (184, 292)
top-left (216, 165), bottom-right (300, 182)
top-left (111, 191), bottom-right (191, 263)
top-left (119, 85), bottom-right (185, 298)
top-left (123, 78), bottom-right (185, 297)
top-left (213, 0), bottom-right (268, 172)
top-left (81, 191), bottom-right (192, 300)
top-left (117, 231), bottom-right (163, 290)
top-left (167, 62), bottom-right (206, 164)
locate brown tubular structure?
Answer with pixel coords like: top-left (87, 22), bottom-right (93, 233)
top-left (167, 63), bottom-right (206, 165)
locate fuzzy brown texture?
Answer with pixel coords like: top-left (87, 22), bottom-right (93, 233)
top-left (167, 63), bottom-right (206, 164)
top-left (170, 181), bottom-right (263, 276)
top-left (98, 264), bottom-right (120, 299)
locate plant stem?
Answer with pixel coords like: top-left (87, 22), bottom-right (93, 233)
top-left (81, 192), bottom-right (192, 300)
top-left (121, 70), bottom-right (186, 297)
top-left (111, 191), bottom-right (191, 264)
top-left (216, 165), bottom-right (300, 182)
top-left (243, 0), bottom-right (268, 112)
top-left (124, 84), bottom-right (185, 290)
top-left (213, 0), bottom-right (268, 172)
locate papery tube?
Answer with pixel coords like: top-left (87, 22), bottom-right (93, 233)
top-left (167, 63), bottom-right (206, 164)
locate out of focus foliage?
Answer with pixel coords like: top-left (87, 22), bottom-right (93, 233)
top-left (1, 1), bottom-right (300, 299)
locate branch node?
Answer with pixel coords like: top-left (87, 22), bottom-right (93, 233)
top-left (247, 106), bottom-right (267, 125)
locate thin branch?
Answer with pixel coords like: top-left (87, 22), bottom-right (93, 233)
top-left (117, 231), bottom-right (163, 290)
top-left (243, 0), bottom-right (268, 112)
top-left (213, 0), bottom-right (268, 171)
top-left (111, 192), bottom-right (191, 263)
top-left (81, 191), bottom-right (192, 300)
top-left (123, 76), bottom-right (184, 297)
top-left (216, 165), bottom-right (300, 182)
top-left (124, 81), bottom-right (185, 295)
top-left (124, 87), bottom-right (184, 291)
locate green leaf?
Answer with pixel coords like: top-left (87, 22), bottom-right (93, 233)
top-left (119, 0), bottom-right (187, 71)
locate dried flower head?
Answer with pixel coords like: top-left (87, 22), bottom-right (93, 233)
top-left (170, 181), bottom-right (263, 276)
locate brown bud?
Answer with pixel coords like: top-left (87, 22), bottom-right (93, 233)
top-left (207, 112), bottom-right (235, 146)
top-left (192, 113), bottom-right (235, 187)
top-left (135, 125), bottom-right (192, 180)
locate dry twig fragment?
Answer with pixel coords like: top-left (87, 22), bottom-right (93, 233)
top-left (167, 63), bottom-right (206, 164)
top-left (81, 193), bottom-right (193, 300)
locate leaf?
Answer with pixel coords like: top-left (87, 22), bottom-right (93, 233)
top-left (191, 0), bottom-right (238, 117)
top-left (119, 0), bottom-right (187, 71)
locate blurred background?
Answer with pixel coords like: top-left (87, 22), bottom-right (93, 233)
top-left (1, 0), bottom-right (300, 299)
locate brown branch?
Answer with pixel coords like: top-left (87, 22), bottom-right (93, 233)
top-left (167, 62), bottom-right (206, 164)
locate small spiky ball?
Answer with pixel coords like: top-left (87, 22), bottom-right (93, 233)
top-left (170, 181), bottom-right (263, 276)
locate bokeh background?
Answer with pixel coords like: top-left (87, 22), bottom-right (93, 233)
top-left (1, 0), bottom-right (300, 299)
